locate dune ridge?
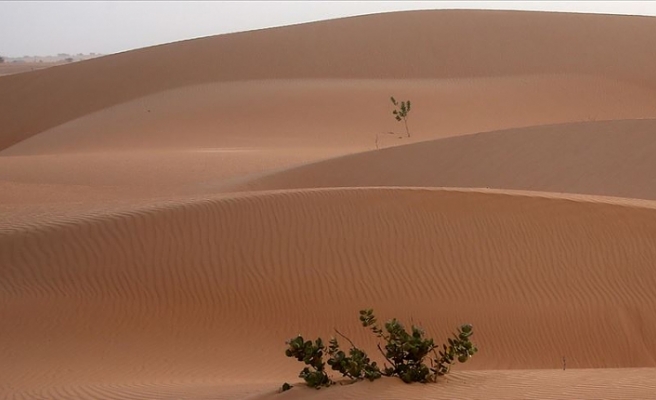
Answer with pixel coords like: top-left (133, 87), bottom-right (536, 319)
top-left (4, 75), bottom-right (656, 156)
top-left (234, 119), bottom-right (656, 200)
top-left (3, 8), bottom-right (656, 399)
top-left (2, 188), bottom-right (656, 398)
top-left (3, 9), bottom-right (656, 150)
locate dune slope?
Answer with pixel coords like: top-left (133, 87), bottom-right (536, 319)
top-left (4, 75), bottom-right (656, 156)
top-left (236, 119), bottom-right (656, 200)
top-left (3, 9), bottom-right (656, 400)
top-left (2, 188), bottom-right (656, 398)
top-left (2, 10), bottom-right (656, 149)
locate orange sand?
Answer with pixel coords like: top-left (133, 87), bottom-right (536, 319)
top-left (1, 9), bottom-right (656, 399)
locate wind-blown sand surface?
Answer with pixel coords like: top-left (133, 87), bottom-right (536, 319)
top-left (0, 62), bottom-right (62, 77)
top-left (2, 9), bottom-right (656, 399)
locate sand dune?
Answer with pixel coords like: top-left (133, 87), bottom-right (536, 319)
top-left (0, 62), bottom-right (62, 77)
top-left (2, 8), bottom-right (656, 400)
top-left (5, 369), bottom-right (656, 400)
top-left (263, 369), bottom-right (656, 400)
top-left (2, 75), bottom-right (655, 226)
top-left (2, 188), bottom-right (656, 398)
top-left (4, 74), bottom-right (654, 236)
top-left (4, 75), bottom-right (656, 155)
top-left (237, 119), bottom-right (656, 200)
top-left (3, 10), bottom-right (656, 150)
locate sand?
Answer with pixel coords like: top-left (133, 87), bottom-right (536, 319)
top-left (1, 9), bottom-right (656, 399)
top-left (0, 62), bottom-right (62, 77)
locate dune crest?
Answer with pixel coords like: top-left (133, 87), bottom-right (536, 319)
top-left (2, 188), bottom-right (656, 398)
top-left (3, 9), bottom-right (656, 150)
top-left (235, 119), bottom-right (656, 200)
top-left (2, 9), bottom-right (656, 399)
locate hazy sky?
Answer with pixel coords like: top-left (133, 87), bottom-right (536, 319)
top-left (1, 1), bottom-right (655, 57)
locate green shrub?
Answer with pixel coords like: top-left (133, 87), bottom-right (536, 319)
top-left (327, 335), bottom-right (382, 381)
top-left (284, 309), bottom-right (477, 389)
top-left (433, 323), bottom-right (478, 377)
top-left (390, 96), bottom-right (412, 137)
top-left (360, 309), bottom-right (477, 382)
top-left (285, 336), bottom-right (332, 388)
top-left (359, 309), bottom-right (433, 382)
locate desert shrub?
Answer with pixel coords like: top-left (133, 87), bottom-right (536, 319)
top-left (360, 309), bottom-right (477, 382)
top-left (284, 309), bottom-right (477, 390)
top-left (433, 323), bottom-right (478, 376)
top-left (285, 336), bottom-right (332, 388)
top-left (360, 309), bottom-right (434, 382)
top-left (327, 335), bottom-right (382, 381)
top-left (390, 96), bottom-right (412, 137)
top-left (0, 56), bottom-right (4, 63)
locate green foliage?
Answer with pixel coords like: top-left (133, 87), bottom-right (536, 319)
top-left (360, 309), bottom-right (434, 382)
top-left (361, 309), bottom-right (477, 383)
top-left (432, 324), bottom-right (478, 377)
top-left (285, 336), bottom-right (332, 388)
top-left (327, 336), bottom-right (382, 381)
top-left (285, 309), bottom-right (477, 389)
top-left (390, 96), bottom-right (412, 137)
